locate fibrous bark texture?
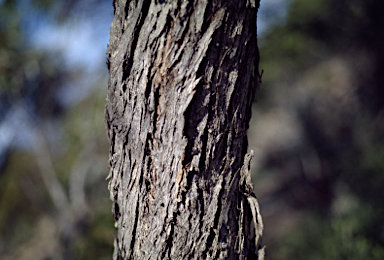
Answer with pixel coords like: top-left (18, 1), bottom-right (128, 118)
top-left (105, 0), bottom-right (264, 259)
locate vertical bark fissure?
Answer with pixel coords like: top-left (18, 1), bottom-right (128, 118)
top-left (128, 191), bottom-right (141, 259)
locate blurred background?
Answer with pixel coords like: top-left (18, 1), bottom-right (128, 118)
top-left (251, 0), bottom-right (384, 259)
top-left (0, 0), bottom-right (113, 259)
top-left (0, 0), bottom-right (383, 259)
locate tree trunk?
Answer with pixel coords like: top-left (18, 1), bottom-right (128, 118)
top-left (105, 0), bottom-right (264, 259)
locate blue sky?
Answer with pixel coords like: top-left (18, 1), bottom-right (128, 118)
top-left (27, 0), bottom-right (290, 74)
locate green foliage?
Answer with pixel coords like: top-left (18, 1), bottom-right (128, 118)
top-left (0, 0), bottom-right (114, 259)
top-left (254, 0), bottom-right (384, 259)
top-left (273, 199), bottom-right (384, 260)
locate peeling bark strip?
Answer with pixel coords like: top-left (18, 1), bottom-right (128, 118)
top-left (105, 0), bottom-right (264, 259)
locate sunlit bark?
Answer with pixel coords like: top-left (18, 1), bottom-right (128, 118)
top-left (105, 0), bottom-right (264, 259)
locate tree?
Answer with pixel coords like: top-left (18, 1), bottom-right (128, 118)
top-left (105, 0), bottom-right (264, 259)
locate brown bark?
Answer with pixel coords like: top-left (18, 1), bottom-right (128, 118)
top-left (105, 0), bottom-right (264, 259)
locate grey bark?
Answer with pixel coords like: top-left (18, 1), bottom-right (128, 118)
top-left (105, 0), bottom-right (264, 259)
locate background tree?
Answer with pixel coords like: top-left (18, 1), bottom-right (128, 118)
top-left (105, 0), bottom-right (264, 259)
top-left (0, 1), bottom-right (114, 259)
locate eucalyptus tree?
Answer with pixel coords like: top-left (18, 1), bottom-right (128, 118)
top-left (105, 0), bottom-right (264, 259)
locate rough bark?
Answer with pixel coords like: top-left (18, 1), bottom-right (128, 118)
top-left (105, 0), bottom-right (264, 259)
